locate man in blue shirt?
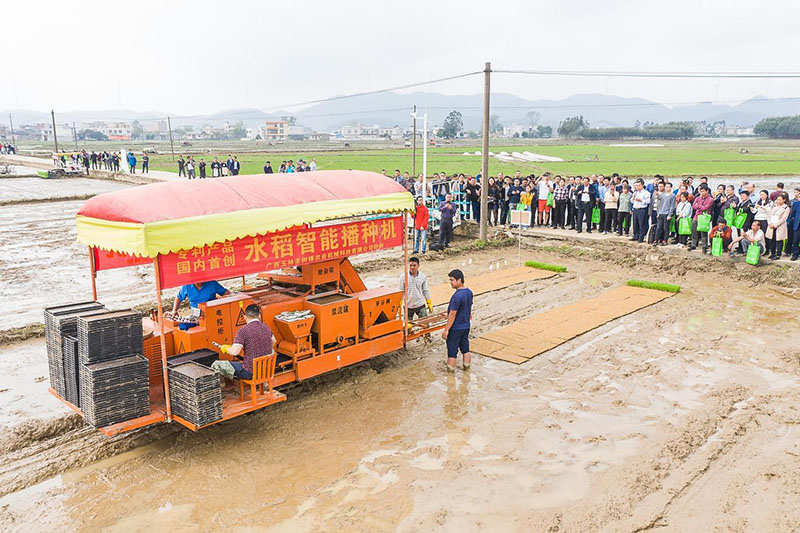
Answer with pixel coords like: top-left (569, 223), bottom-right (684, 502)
top-left (442, 269), bottom-right (473, 372)
top-left (171, 280), bottom-right (230, 330)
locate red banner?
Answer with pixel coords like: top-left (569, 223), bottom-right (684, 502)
top-left (93, 248), bottom-right (151, 271)
top-left (157, 216), bottom-right (403, 289)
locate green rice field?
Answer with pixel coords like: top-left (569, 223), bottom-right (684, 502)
top-left (144, 140), bottom-right (800, 178)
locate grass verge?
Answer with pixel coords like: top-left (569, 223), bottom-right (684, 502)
top-left (627, 279), bottom-right (681, 293)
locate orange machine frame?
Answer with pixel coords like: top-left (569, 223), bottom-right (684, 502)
top-left (59, 213), bottom-right (447, 436)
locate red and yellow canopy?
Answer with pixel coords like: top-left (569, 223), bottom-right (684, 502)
top-left (77, 170), bottom-right (414, 257)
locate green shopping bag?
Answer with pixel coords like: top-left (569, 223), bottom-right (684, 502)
top-left (623, 216), bottom-right (629, 229)
top-left (711, 236), bottom-right (723, 256)
top-left (745, 242), bottom-right (761, 265)
top-left (678, 217), bottom-right (692, 235)
top-left (732, 211), bottom-right (747, 229)
top-left (546, 192), bottom-right (554, 207)
top-left (697, 213), bottom-right (711, 232)
top-left (723, 207), bottom-right (735, 225)
top-left (516, 202), bottom-right (526, 211)
top-left (670, 217), bottom-right (676, 233)
top-left (591, 207), bottom-right (601, 224)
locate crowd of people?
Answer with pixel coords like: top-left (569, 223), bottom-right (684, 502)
top-left (0, 142), bottom-right (16, 154)
top-left (176, 155), bottom-right (318, 178)
top-left (399, 169), bottom-right (800, 264)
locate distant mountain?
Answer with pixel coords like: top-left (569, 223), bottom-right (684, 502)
top-left (4, 92), bottom-right (799, 132)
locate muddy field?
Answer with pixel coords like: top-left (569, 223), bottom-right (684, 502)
top-left (2, 237), bottom-right (800, 532)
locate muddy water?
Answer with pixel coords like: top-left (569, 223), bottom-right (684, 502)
top-left (0, 177), bottom-right (130, 203)
top-left (3, 249), bottom-right (800, 532)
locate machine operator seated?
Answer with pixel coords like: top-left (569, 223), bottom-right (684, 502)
top-left (218, 304), bottom-right (276, 380)
top-left (171, 280), bottom-right (230, 330)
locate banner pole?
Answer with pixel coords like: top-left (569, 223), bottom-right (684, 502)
top-left (153, 258), bottom-right (172, 422)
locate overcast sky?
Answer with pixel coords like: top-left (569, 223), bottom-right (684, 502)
top-left (4, 0), bottom-right (800, 118)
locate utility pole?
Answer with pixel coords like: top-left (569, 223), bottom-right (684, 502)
top-left (167, 116), bottom-right (175, 161)
top-left (411, 105), bottom-right (417, 176)
top-left (479, 62), bottom-right (491, 241)
top-left (51, 110), bottom-right (59, 154)
top-left (72, 122), bottom-right (79, 150)
top-left (8, 114), bottom-right (15, 146)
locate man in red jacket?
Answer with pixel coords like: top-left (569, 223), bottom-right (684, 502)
top-left (413, 196), bottom-right (429, 254)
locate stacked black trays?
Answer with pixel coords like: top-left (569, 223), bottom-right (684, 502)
top-left (79, 355), bottom-right (150, 427)
top-left (168, 362), bottom-right (223, 427)
top-left (62, 336), bottom-right (80, 407)
top-left (76, 309), bottom-right (149, 427)
top-left (44, 301), bottom-right (106, 398)
top-left (77, 310), bottom-right (143, 365)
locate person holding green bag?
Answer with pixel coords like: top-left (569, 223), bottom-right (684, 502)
top-left (718, 185), bottom-right (739, 225)
top-left (674, 192), bottom-right (693, 247)
top-left (689, 185), bottom-right (714, 253)
top-left (729, 220), bottom-right (765, 262)
top-left (536, 174), bottom-right (553, 227)
top-left (709, 221), bottom-right (733, 256)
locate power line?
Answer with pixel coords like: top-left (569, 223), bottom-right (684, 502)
top-left (494, 69), bottom-right (800, 79)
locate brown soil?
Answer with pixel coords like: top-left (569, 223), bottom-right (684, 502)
top-left (2, 239), bottom-right (800, 532)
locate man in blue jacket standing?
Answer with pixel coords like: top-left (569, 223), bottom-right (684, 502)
top-left (789, 187), bottom-right (800, 261)
top-left (127, 151), bottom-right (137, 174)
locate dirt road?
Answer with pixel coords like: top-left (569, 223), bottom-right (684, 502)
top-left (2, 240), bottom-right (799, 532)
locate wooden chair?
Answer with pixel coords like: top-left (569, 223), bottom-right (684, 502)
top-left (239, 354), bottom-right (277, 404)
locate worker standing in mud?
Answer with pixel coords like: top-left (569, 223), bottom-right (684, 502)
top-left (442, 269), bottom-right (473, 372)
top-left (400, 256), bottom-right (432, 320)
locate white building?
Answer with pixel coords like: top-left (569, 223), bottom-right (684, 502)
top-left (246, 126), bottom-right (266, 140)
top-left (502, 124), bottom-right (528, 138)
top-left (340, 123), bottom-right (381, 140)
top-left (40, 123), bottom-right (75, 143)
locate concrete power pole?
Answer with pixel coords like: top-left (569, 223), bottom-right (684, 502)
top-left (411, 105), bottom-right (417, 177)
top-left (72, 122), bottom-right (79, 150)
top-left (51, 109), bottom-right (59, 154)
top-left (8, 114), bottom-right (15, 146)
top-left (168, 116), bottom-right (175, 161)
top-left (479, 62), bottom-right (491, 241)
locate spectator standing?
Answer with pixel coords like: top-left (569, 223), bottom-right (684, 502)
top-left (631, 180), bottom-right (651, 242)
top-left (412, 196), bottom-right (429, 254)
top-left (465, 177), bottom-right (481, 223)
top-left (177, 155), bottom-right (186, 177)
top-left (264, 161), bottom-right (273, 174)
top-left (765, 193), bottom-right (790, 260)
top-left (689, 185), bottom-right (714, 253)
top-left (789, 188), bottom-right (800, 261)
top-left (232, 156), bottom-right (240, 175)
top-left (575, 176), bottom-right (596, 234)
top-left (439, 194), bottom-right (456, 248)
top-left (674, 191), bottom-right (692, 247)
top-left (537, 174), bottom-right (553, 227)
top-left (186, 157), bottom-right (196, 179)
top-left (654, 182), bottom-right (676, 245)
top-left (552, 177), bottom-right (568, 229)
top-left (199, 159), bottom-right (207, 179)
top-left (309, 158), bottom-right (317, 171)
top-left (487, 177), bottom-right (499, 226)
top-left (617, 183), bottom-right (632, 236)
top-left (127, 151), bottom-right (137, 174)
top-left (770, 182), bottom-right (786, 202)
top-left (141, 153), bottom-right (149, 173)
top-left (603, 184), bottom-right (618, 234)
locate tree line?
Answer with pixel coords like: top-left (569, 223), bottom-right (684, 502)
top-left (557, 116), bottom-right (694, 139)
top-left (754, 116), bottom-right (800, 138)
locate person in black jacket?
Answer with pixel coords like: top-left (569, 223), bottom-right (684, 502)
top-left (575, 177), bottom-right (597, 234)
top-left (264, 161), bottom-right (273, 174)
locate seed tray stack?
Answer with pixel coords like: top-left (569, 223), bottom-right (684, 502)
top-left (168, 362), bottom-right (223, 427)
top-left (80, 355), bottom-right (150, 427)
top-left (43, 301), bottom-right (106, 397)
top-left (166, 349), bottom-right (219, 369)
top-left (62, 336), bottom-right (81, 407)
top-left (77, 310), bottom-right (143, 365)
